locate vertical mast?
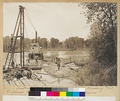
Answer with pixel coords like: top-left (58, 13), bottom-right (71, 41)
top-left (19, 5), bottom-right (25, 67)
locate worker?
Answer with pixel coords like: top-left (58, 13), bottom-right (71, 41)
top-left (70, 57), bottom-right (72, 63)
top-left (11, 60), bottom-right (15, 68)
top-left (56, 57), bottom-right (61, 70)
top-left (36, 56), bottom-right (39, 65)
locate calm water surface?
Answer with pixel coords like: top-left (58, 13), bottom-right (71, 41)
top-left (3, 50), bottom-right (90, 65)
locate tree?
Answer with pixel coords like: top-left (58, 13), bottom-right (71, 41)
top-left (24, 38), bottom-right (31, 51)
top-left (85, 39), bottom-right (92, 48)
top-left (64, 37), bottom-right (84, 50)
top-left (59, 42), bottom-right (63, 48)
top-left (82, 3), bottom-right (117, 46)
top-left (50, 37), bottom-right (59, 48)
top-left (40, 38), bottom-right (48, 49)
top-left (82, 3), bottom-right (117, 66)
top-left (3, 36), bottom-right (11, 52)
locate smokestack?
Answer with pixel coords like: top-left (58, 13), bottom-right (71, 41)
top-left (35, 31), bottom-right (37, 43)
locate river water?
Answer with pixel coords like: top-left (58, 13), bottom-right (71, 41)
top-left (45, 50), bottom-right (90, 58)
top-left (3, 50), bottom-right (90, 65)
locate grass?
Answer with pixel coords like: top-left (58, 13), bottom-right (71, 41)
top-left (43, 54), bottom-right (117, 86)
top-left (43, 50), bottom-right (116, 85)
top-left (73, 57), bottom-right (117, 86)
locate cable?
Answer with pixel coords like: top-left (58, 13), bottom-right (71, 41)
top-left (24, 8), bottom-right (41, 40)
top-left (24, 23), bottom-right (28, 38)
top-left (25, 9), bottom-right (36, 31)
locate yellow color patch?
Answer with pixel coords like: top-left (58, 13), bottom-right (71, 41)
top-left (60, 92), bottom-right (66, 96)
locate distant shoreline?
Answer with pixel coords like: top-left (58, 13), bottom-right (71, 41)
top-left (3, 48), bottom-right (91, 53)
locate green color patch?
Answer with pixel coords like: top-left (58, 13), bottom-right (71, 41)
top-left (66, 92), bottom-right (73, 96)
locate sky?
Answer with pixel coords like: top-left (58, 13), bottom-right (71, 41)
top-left (4, 3), bottom-right (91, 41)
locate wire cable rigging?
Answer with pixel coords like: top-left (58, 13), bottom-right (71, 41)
top-left (25, 8), bottom-right (36, 31)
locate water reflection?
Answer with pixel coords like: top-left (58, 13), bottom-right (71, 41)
top-left (44, 51), bottom-right (90, 59)
top-left (3, 50), bottom-right (90, 65)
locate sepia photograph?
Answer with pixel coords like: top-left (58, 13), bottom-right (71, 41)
top-left (3, 2), bottom-right (117, 86)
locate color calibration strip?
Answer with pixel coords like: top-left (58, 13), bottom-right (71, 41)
top-left (29, 87), bottom-right (85, 97)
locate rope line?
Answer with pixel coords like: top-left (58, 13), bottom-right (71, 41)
top-left (24, 8), bottom-right (41, 40)
top-left (24, 23), bottom-right (28, 38)
top-left (25, 9), bottom-right (36, 31)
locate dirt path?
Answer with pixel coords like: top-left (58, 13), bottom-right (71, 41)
top-left (38, 62), bottom-right (80, 87)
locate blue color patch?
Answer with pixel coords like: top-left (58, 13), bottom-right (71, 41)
top-left (72, 92), bottom-right (80, 97)
top-left (80, 92), bottom-right (85, 96)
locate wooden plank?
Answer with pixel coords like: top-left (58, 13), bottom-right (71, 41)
top-left (17, 80), bottom-right (24, 86)
top-left (25, 79), bottom-right (32, 86)
top-left (19, 79), bottom-right (25, 86)
top-left (11, 81), bottom-right (16, 86)
top-left (20, 78), bottom-right (29, 86)
top-left (40, 81), bottom-right (46, 86)
top-left (12, 81), bottom-right (17, 86)
top-left (28, 79), bottom-right (46, 86)
top-left (36, 79), bottom-right (46, 86)
top-left (26, 79), bottom-right (34, 86)
top-left (32, 80), bottom-right (40, 86)
top-left (9, 80), bottom-right (14, 86)
top-left (14, 80), bottom-right (21, 86)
